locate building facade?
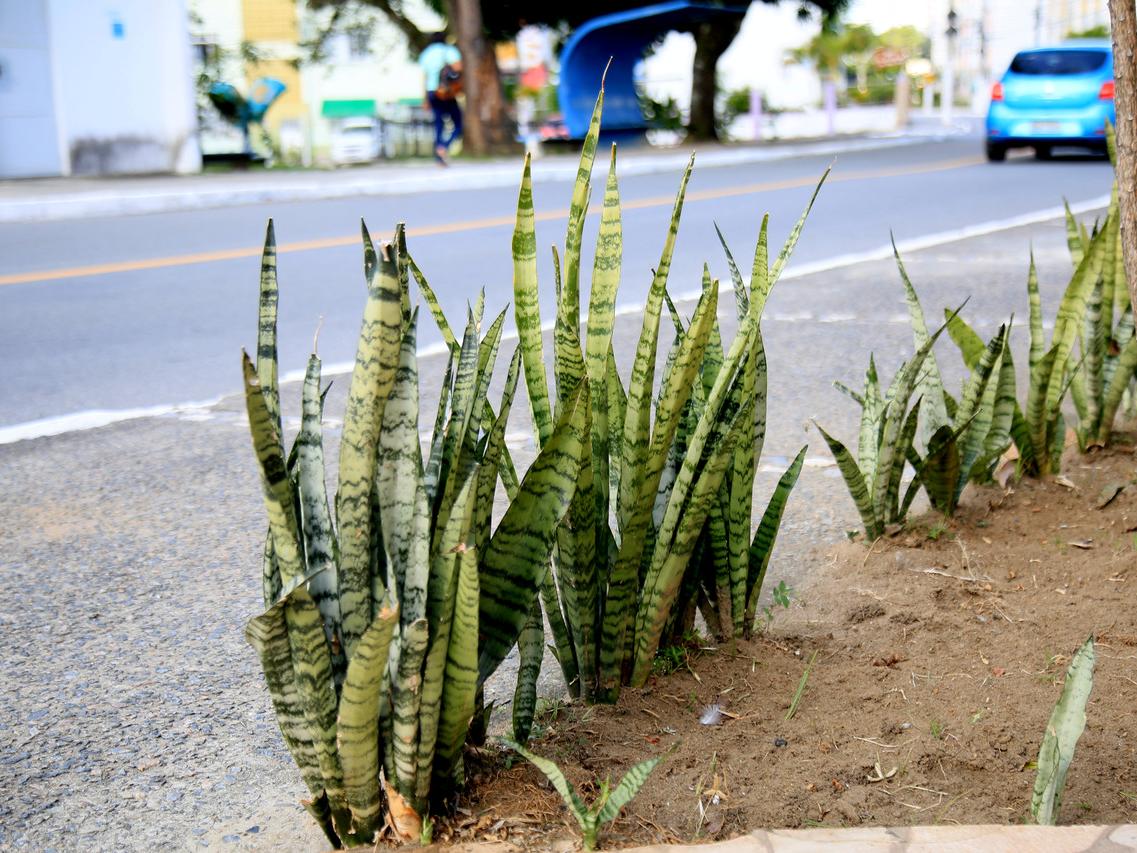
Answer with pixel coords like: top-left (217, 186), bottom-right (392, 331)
top-left (0, 0), bottom-right (201, 178)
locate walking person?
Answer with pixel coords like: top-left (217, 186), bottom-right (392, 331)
top-left (419, 32), bottom-right (463, 165)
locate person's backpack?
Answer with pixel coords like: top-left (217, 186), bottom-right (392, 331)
top-left (437, 63), bottom-right (463, 99)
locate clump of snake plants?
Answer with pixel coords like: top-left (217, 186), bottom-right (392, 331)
top-left (504, 82), bottom-right (812, 706)
top-left (1063, 180), bottom-right (1137, 449)
top-left (893, 248), bottom-right (1015, 516)
top-left (242, 222), bottom-right (585, 846)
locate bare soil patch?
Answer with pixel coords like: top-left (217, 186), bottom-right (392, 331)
top-left (431, 441), bottom-right (1137, 849)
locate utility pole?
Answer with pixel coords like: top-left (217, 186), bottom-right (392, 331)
top-left (942, 6), bottom-right (958, 127)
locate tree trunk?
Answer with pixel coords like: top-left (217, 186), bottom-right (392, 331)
top-left (447, 0), bottom-right (516, 156)
top-left (1109, 0), bottom-right (1137, 311)
top-left (687, 17), bottom-right (743, 141)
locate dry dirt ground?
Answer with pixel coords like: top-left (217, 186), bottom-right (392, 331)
top-left (427, 440), bottom-right (1137, 850)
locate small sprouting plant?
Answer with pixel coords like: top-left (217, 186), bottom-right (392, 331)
top-left (761, 580), bottom-right (793, 631)
top-left (926, 520), bottom-right (950, 542)
top-left (930, 719), bottom-right (945, 739)
top-left (1032, 636), bottom-right (1095, 825)
top-left (784, 649), bottom-right (818, 722)
top-left (502, 740), bottom-right (663, 850)
top-left (419, 815), bottom-right (434, 846)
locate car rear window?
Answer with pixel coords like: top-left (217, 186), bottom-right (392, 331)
top-left (1009, 50), bottom-right (1108, 75)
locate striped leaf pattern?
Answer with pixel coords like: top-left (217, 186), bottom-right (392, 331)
top-left (511, 597), bottom-right (544, 743)
top-left (436, 544), bottom-right (479, 787)
top-left (337, 605), bottom-right (398, 843)
top-left (336, 229), bottom-right (403, 657)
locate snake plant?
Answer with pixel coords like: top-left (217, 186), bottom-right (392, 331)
top-left (502, 739), bottom-right (663, 851)
top-left (1032, 636), bottom-right (1095, 825)
top-left (497, 82), bottom-right (815, 704)
top-left (242, 222), bottom-right (586, 846)
top-left (892, 248), bottom-right (1015, 515)
top-left (1064, 179), bottom-right (1137, 448)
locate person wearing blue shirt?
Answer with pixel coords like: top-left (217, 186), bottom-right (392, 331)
top-left (419, 33), bottom-right (463, 165)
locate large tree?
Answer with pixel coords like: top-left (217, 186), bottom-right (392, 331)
top-left (1109, 0), bottom-right (1137, 312)
top-left (311, 0), bottom-right (847, 151)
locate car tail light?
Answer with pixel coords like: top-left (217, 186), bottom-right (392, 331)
top-left (991, 82), bottom-right (1004, 101)
top-left (1100, 80), bottom-right (1115, 100)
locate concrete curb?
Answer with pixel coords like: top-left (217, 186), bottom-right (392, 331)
top-left (622, 825), bottom-right (1137, 852)
top-left (0, 134), bottom-right (945, 224)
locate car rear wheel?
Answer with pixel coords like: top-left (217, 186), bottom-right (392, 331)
top-left (985, 141), bottom-right (1007, 162)
top-left (1034, 145), bottom-right (1053, 161)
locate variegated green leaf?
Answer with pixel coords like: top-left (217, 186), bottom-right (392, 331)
top-left (391, 616), bottom-right (429, 802)
top-left (478, 381), bottom-right (588, 682)
top-left (895, 239), bottom-right (950, 443)
top-left (336, 228), bottom-right (404, 657)
top-left (743, 445), bottom-right (807, 632)
top-left (511, 596), bottom-right (544, 743)
top-left (596, 754), bottom-right (665, 824)
top-left (436, 543), bottom-right (479, 787)
top-left (256, 220), bottom-right (281, 437)
top-left (815, 421), bottom-right (880, 539)
top-left (336, 605), bottom-right (399, 841)
top-left (1032, 636), bottom-right (1095, 825)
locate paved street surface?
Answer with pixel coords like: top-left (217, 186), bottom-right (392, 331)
top-left (0, 190), bottom-right (1101, 847)
top-left (0, 134), bottom-right (1113, 433)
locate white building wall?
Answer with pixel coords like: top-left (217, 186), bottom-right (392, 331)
top-left (47, 0), bottom-right (200, 175)
top-left (0, 0), bottom-right (65, 177)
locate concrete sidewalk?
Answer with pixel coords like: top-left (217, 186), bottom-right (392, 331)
top-left (0, 131), bottom-right (953, 224)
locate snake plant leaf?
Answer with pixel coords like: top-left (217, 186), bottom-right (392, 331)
top-left (1099, 336), bottom-right (1137, 445)
top-left (431, 312), bottom-right (482, 531)
top-left (391, 616), bottom-right (430, 802)
top-left (815, 421), bottom-right (880, 539)
top-left (765, 167), bottom-right (829, 303)
top-left (857, 355), bottom-right (885, 484)
top-left (393, 223), bottom-right (413, 328)
top-left (511, 597), bottom-right (545, 743)
top-left (599, 285), bottom-right (718, 697)
top-left (1046, 224), bottom-right (1107, 419)
top-left (1081, 278), bottom-right (1106, 445)
top-left (243, 352), bottom-right (306, 590)
top-left (607, 349), bottom-right (627, 525)
top-left (501, 739), bottom-right (592, 838)
top-left (377, 313), bottom-right (431, 628)
top-left (596, 754), bottom-right (666, 825)
top-left (415, 474), bottom-right (475, 807)
top-left (284, 585), bottom-right (351, 840)
top-left (743, 445), bottom-right (807, 632)
top-left (336, 605), bottom-right (399, 842)
top-left (1101, 186), bottom-right (1119, 337)
top-left (1032, 636), bottom-right (1095, 825)
top-left (474, 347), bottom-right (522, 553)
top-left (297, 353), bottom-right (344, 677)
top-left (256, 220), bottom-right (282, 437)
top-left (921, 424), bottom-right (961, 512)
top-left (336, 229), bottom-right (404, 657)
top-left (1027, 252), bottom-right (1045, 374)
top-left (436, 543), bottom-right (480, 788)
top-left (478, 380), bottom-right (588, 683)
top-left (1106, 118), bottom-right (1117, 166)
top-left (563, 81), bottom-right (604, 324)
top-left (1027, 345), bottom-right (1061, 470)
top-left (618, 156), bottom-right (694, 532)
top-left (408, 250), bottom-right (458, 352)
top-left (955, 324), bottom-right (1007, 481)
top-left (245, 599), bottom-right (326, 805)
top-left (261, 532), bottom-right (281, 612)
top-left (975, 332), bottom-right (1017, 478)
top-left (631, 403), bottom-right (748, 686)
top-left (895, 239), bottom-right (950, 444)
top-left (1064, 200), bottom-right (1084, 269)
top-left (886, 397), bottom-right (922, 520)
top-left (714, 220), bottom-right (748, 320)
top-left (424, 352), bottom-right (455, 505)
top-left (587, 144), bottom-right (622, 561)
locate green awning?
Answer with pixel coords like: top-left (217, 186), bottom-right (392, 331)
top-left (321, 99), bottom-right (376, 118)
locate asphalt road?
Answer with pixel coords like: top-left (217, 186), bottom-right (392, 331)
top-left (0, 133), bottom-right (1114, 430)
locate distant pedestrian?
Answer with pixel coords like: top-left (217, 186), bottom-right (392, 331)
top-left (419, 32), bottom-right (463, 165)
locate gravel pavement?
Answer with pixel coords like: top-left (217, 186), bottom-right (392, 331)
top-left (0, 213), bottom-right (1087, 850)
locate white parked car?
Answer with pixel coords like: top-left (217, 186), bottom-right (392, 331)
top-left (330, 119), bottom-right (382, 165)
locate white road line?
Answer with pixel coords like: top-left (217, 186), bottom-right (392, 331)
top-left (0, 195), bottom-right (1110, 446)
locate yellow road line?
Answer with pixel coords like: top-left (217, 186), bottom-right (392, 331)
top-left (0, 154), bottom-right (985, 288)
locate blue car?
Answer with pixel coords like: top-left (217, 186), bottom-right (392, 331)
top-left (986, 41), bottom-right (1115, 161)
